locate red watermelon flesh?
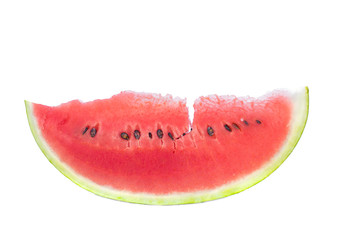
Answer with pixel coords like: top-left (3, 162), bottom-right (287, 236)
top-left (26, 88), bottom-right (308, 204)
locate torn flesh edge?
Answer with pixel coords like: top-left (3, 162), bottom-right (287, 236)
top-left (176, 87), bottom-right (299, 140)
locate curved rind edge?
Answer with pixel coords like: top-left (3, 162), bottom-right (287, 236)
top-left (25, 87), bottom-right (309, 205)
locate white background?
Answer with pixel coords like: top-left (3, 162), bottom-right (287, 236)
top-left (1, 1), bottom-right (359, 239)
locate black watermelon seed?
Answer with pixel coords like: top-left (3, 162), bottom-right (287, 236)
top-left (120, 132), bottom-right (130, 140)
top-left (82, 126), bottom-right (89, 135)
top-left (134, 130), bottom-right (141, 139)
top-left (168, 132), bottom-right (174, 140)
top-left (256, 120), bottom-right (262, 124)
top-left (243, 120), bottom-right (249, 126)
top-left (232, 123), bottom-right (240, 130)
top-left (148, 132), bottom-right (153, 139)
top-left (90, 128), bottom-right (97, 137)
top-left (157, 129), bottom-right (164, 139)
top-left (224, 124), bottom-right (232, 132)
top-left (207, 126), bottom-right (215, 136)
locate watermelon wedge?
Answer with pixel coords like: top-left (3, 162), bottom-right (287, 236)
top-left (25, 87), bottom-right (309, 205)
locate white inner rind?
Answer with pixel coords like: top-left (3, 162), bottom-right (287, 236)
top-left (25, 87), bottom-right (309, 205)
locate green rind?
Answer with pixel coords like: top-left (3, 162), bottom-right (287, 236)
top-left (25, 87), bottom-right (309, 205)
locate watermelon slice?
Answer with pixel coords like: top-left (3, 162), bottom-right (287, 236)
top-left (25, 87), bottom-right (309, 205)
